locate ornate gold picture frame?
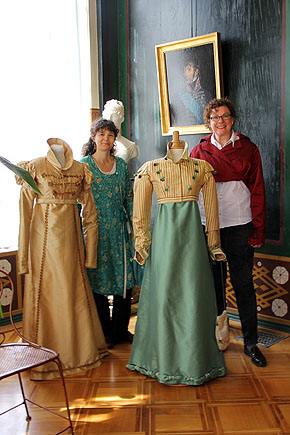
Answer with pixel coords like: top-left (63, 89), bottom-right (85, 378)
top-left (155, 32), bottom-right (223, 135)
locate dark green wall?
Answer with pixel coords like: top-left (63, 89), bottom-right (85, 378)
top-left (98, 0), bottom-right (290, 257)
top-left (284, 1), bottom-right (290, 256)
top-left (97, 0), bottom-right (129, 136)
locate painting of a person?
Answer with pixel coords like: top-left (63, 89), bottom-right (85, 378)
top-left (167, 46), bottom-right (214, 127)
top-left (180, 58), bottom-right (212, 124)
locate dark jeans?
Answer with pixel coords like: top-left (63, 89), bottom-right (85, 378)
top-left (93, 289), bottom-right (132, 343)
top-left (211, 223), bottom-right (257, 347)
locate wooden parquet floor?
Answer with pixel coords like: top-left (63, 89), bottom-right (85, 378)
top-left (1, 317), bottom-right (290, 435)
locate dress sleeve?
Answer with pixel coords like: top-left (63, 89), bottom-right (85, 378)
top-left (133, 163), bottom-right (153, 265)
top-left (77, 163), bottom-right (98, 269)
top-left (16, 161), bottom-right (37, 274)
top-left (201, 162), bottom-right (226, 261)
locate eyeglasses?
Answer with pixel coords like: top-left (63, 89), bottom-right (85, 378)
top-left (209, 114), bottom-right (232, 122)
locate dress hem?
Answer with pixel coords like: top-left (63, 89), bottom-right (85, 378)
top-left (30, 350), bottom-right (109, 380)
top-left (126, 363), bottom-right (226, 386)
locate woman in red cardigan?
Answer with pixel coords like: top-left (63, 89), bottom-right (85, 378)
top-left (190, 97), bottom-right (267, 367)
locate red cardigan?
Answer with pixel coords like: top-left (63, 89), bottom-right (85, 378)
top-left (190, 133), bottom-right (266, 246)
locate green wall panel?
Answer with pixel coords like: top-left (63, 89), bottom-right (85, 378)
top-left (98, 0), bottom-right (290, 257)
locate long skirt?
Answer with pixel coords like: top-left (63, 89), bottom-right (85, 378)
top-left (127, 201), bottom-right (226, 385)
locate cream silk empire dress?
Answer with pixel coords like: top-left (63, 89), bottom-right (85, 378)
top-left (16, 139), bottom-right (108, 380)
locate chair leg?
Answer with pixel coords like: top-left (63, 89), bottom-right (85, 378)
top-left (53, 357), bottom-right (74, 434)
top-left (18, 373), bottom-right (32, 421)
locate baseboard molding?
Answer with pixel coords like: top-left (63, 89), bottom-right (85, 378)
top-left (0, 313), bottom-right (23, 327)
top-left (227, 311), bottom-right (290, 333)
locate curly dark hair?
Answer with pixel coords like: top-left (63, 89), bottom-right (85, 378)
top-left (81, 118), bottom-right (119, 157)
top-left (203, 97), bottom-right (236, 129)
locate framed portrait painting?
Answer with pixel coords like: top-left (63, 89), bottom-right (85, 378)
top-left (155, 32), bottom-right (223, 135)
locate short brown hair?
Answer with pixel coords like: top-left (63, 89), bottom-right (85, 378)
top-left (203, 97), bottom-right (236, 129)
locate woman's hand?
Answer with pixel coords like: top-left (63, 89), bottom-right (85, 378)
top-left (136, 251), bottom-right (143, 264)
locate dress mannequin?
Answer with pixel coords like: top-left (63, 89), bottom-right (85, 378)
top-left (16, 138), bottom-right (108, 379)
top-left (127, 133), bottom-right (226, 385)
top-left (102, 99), bottom-right (138, 163)
top-left (51, 144), bottom-right (66, 167)
top-left (168, 130), bottom-right (185, 163)
top-left (169, 130), bottom-right (183, 149)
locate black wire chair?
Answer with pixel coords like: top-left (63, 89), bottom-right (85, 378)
top-left (0, 269), bottom-right (74, 434)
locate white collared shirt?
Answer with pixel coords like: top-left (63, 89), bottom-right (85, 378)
top-left (198, 132), bottom-right (252, 229)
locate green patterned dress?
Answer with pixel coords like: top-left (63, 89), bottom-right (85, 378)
top-left (80, 155), bottom-right (135, 296)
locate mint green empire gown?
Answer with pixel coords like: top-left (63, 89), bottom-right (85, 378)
top-left (127, 149), bottom-right (226, 386)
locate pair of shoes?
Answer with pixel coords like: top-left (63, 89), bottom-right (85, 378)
top-left (105, 336), bottom-right (114, 350)
top-left (244, 345), bottom-right (267, 367)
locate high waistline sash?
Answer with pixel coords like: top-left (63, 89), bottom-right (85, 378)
top-left (36, 198), bottom-right (76, 204)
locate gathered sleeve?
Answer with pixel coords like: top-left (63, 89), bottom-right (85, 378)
top-left (133, 163), bottom-right (153, 265)
top-left (77, 163), bottom-right (98, 269)
top-left (201, 162), bottom-right (226, 261)
top-left (16, 161), bottom-right (37, 274)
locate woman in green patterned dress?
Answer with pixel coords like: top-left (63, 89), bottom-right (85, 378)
top-left (81, 118), bottom-right (135, 349)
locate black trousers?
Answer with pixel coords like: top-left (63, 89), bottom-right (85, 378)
top-left (93, 289), bottom-right (132, 342)
top-left (211, 223), bottom-right (257, 347)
